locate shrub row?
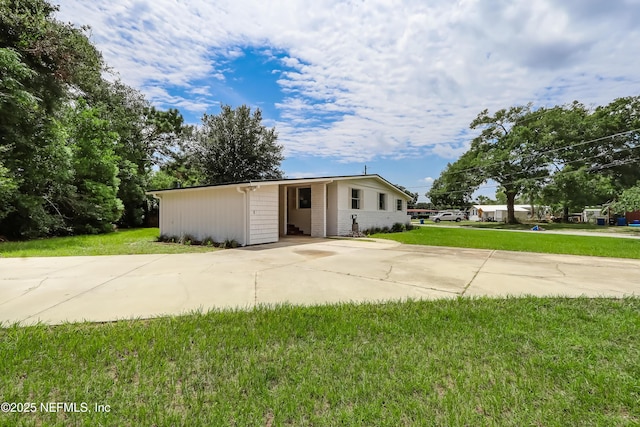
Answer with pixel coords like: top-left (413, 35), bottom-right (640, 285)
top-left (362, 222), bottom-right (414, 235)
top-left (157, 234), bottom-right (239, 248)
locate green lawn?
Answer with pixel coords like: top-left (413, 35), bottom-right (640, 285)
top-left (376, 226), bottom-right (640, 259)
top-left (0, 298), bottom-right (637, 426)
top-left (0, 228), bottom-right (218, 257)
top-left (414, 219), bottom-right (640, 234)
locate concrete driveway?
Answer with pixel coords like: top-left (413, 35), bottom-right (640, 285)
top-left (1, 238), bottom-right (639, 325)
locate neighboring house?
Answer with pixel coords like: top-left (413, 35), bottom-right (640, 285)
top-left (147, 174), bottom-right (412, 246)
top-left (469, 205), bottom-right (532, 222)
top-left (582, 207), bottom-right (609, 224)
top-left (626, 210), bottom-right (640, 224)
top-left (407, 209), bottom-right (438, 219)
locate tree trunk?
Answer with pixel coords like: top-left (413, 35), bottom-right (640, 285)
top-left (563, 205), bottom-right (570, 222)
top-left (529, 194), bottom-right (535, 220)
top-left (506, 191), bottom-right (517, 224)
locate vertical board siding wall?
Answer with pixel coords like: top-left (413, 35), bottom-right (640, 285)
top-left (159, 187), bottom-right (246, 244)
top-left (248, 186), bottom-right (279, 245)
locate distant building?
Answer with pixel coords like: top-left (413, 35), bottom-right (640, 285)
top-left (469, 205), bottom-right (532, 222)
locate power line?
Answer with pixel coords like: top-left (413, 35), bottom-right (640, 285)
top-left (406, 143), bottom-right (640, 191)
top-left (423, 156), bottom-right (640, 197)
top-left (439, 128), bottom-right (640, 179)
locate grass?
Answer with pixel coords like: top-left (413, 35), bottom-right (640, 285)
top-left (0, 298), bottom-right (638, 426)
top-left (414, 219), bottom-right (640, 234)
top-left (0, 228), bottom-right (219, 258)
top-left (376, 226), bottom-right (640, 259)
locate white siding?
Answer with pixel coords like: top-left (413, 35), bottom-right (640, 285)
top-left (248, 186), bottom-right (279, 245)
top-left (278, 185), bottom-right (286, 235)
top-left (158, 187), bottom-right (246, 245)
top-left (326, 182), bottom-right (338, 235)
top-left (155, 175), bottom-right (411, 245)
top-left (334, 179), bottom-right (410, 235)
top-left (310, 182), bottom-right (327, 237)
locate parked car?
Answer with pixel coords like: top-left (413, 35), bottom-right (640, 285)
top-left (431, 211), bottom-right (465, 222)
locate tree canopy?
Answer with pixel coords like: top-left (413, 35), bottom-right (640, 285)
top-left (190, 105), bottom-right (284, 184)
top-left (0, 0), bottom-right (188, 238)
top-left (428, 97), bottom-right (640, 222)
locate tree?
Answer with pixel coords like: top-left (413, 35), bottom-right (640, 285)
top-left (63, 102), bottom-right (123, 234)
top-left (427, 150), bottom-right (484, 209)
top-left (475, 195), bottom-right (495, 204)
top-left (610, 184), bottom-right (640, 214)
top-left (191, 105), bottom-right (284, 184)
top-left (468, 105), bottom-right (550, 223)
top-left (542, 166), bottom-right (616, 219)
top-left (394, 184), bottom-right (418, 208)
top-left (0, 0), bottom-right (187, 237)
top-left (94, 80), bottom-right (186, 227)
top-left (0, 0), bottom-right (106, 238)
top-left (588, 96), bottom-right (640, 188)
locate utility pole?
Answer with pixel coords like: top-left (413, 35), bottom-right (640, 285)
top-left (363, 165), bottom-right (367, 175)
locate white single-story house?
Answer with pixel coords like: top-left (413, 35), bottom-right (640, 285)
top-left (147, 174), bottom-right (412, 246)
top-left (469, 204), bottom-right (532, 222)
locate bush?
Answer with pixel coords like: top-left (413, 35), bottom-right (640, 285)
top-left (157, 233), bottom-right (235, 248)
top-left (362, 224), bottom-right (413, 235)
top-left (202, 236), bottom-right (217, 247)
top-left (391, 222), bottom-right (405, 232)
top-left (157, 234), bottom-right (180, 243)
top-left (222, 238), bottom-right (239, 249)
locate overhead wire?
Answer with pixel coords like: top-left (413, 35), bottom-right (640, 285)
top-left (421, 156), bottom-right (640, 197)
top-left (433, 128), bottom-right (640, 180)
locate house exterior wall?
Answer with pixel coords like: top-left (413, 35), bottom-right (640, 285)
top-left (583, 208), bottom-right (608, 224)
top-left (278, 185), bottom-right (286, 235)
top-left (626, 210), bottom-right (640, 223)
top-left (333, 179), bottom-right (410, 235)
top-left (310, 182), bottom-right (327, 237)
top-left (155, 175), bottom-right (411, 245)
top-left (158, 187), bottom-right (246, 245)
top-left (327, 182), bottom-right (339, 235)
top-left (248, 186), bottom-right (279, 245)
top-left (287, 186), bottom-right (311, 234)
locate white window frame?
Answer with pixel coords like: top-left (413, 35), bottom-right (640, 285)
top-left (396, 199), bottom-right (403, 211)
top-left (378, 193), bottom-right (387, 211)
top-left (297, 187), bottom-right (311, 209)
top-left (351, 188), bottom-right (361, 210)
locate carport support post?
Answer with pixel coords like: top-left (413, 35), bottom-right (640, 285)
top-left (310, 183), bottom-right (327, 237)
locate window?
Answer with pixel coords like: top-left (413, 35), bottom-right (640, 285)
top-left (351, 188), bottom-right (361, 209)
top-left (396, 199), bottom-right (403, 211)
top-left (378, 193), bottom-right (387, 210)
top-left (298, 188), bottom-right (311, 209)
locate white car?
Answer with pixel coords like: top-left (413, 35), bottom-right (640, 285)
top-left (431, 212), bottom-right (465, 222)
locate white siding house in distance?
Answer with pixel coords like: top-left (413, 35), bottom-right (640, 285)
top-left (469, 205), bottom-right (532, 222)
top-left (147, 174), bottom-right (412, 246)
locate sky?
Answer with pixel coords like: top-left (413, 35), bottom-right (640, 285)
top-left (55, 0), bottom-right (640, 201)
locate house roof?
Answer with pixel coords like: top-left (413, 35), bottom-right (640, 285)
top-left (147, 174), bottom-right (413, 200)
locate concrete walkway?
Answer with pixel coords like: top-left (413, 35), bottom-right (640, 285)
top-left (1, 238), bottom-right (638, 325)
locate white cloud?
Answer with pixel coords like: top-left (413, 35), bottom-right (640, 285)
top-left (56, 0), bottom-right (640, 161)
